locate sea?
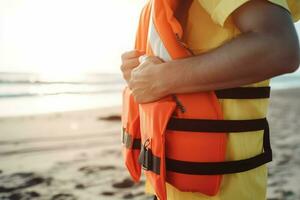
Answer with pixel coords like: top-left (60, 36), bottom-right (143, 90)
top-left (0, 72), bottom-right (126, 117)
top-left (0, 71), bottom-right (299, 117)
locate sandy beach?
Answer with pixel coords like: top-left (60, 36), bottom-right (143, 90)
top-left (0, 88), bottom-right (299, 200)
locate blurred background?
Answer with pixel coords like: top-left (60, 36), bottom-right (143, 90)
top-left (0, 0), bottom-right (146, 117)
top-left (0, 0), bottom-right (299, 117)
top-left (0, 1), bottom-right (299, 200)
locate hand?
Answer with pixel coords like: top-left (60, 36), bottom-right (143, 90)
top-left (129, 56), bottom-right (169, 103)
top-left (120, 50), bottom-right (145, 84)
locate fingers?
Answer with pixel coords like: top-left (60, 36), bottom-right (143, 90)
top-left (120, 49), bottom-right (164, 84)
top-left (120, 50), bottom-right (144, 74)
top-left (121, 50), bottom-right (145, 60)
top-left (138, 55), bottom-right (164, 64)
top-left (121, 57), bottom-right (140, 71)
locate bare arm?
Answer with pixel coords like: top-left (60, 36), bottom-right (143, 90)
top-left (125, 0), bottom-right (300, 103)
top-left (162, 0), bottom-right (300, 94)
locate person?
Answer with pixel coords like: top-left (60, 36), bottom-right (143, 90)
top-left (120, 0), bottom-right (300, 199)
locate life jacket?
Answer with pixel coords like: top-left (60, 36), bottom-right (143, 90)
top-left (121, 87), bottom-right (141, 182)
top-left (121, 1), bottom-right (272, 200)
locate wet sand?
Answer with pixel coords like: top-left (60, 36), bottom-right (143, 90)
top-left (267, 88), bottom-right (300, 200)
top-left (0, 88), bottom-right (299, 200)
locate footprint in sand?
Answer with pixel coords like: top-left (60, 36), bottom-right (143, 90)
top-left (112, 178), bottom-right (134, 189)
top-left (97, 115), bottom-right (121, 121)
top-left (78, 165), bottom-right (116, 175)
top-left (277, 190), bottom-right (296, 200)
top-left (101, 191), bottom-right (115, 196)
top-left (122, 192), bottom-right (145, 199)
top-left (8, 191), bottom-right (40, 200)
top-left (74, 183), bottom-right (85, 190)
top-left (0, 173), bottom-right (45, 193)
top-left (51, 194), bottom-right (77, 200)
top-left (268, 190), bottom-right (297, 200)
top-left (277, 153), bottom-right (292, 166)
top-left (123, 193), bottom-right (134, 199)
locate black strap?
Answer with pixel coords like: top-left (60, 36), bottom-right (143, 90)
top-left (167, 118), bottom-right (267, 133)
top-left (215, 87), bottom-right (270, 99)
top-left (166, 122), bottom-right (271, 175)
top-left (122, 128), bottom-right (141, 150)
top-left (140, 118), bottom-right (272, 175)
top-left (138, 147), bottom-right (161, 174)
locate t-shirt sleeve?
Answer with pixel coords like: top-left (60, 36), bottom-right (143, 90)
top-left (286, 0), bottom-right (300, 22)
top-left (197, 0), bottom-right (300, 27)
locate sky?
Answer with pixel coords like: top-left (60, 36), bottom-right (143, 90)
top-left (0, 0), bottom-right (146, 75)
top-left (0, 0), bottom-right (299, 75)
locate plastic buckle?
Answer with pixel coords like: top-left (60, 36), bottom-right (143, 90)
top-left (141, 138), bottom-right (153, 171)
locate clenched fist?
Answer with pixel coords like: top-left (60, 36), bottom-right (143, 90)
top-left (120, 50), bottom-right (145, 84)
top-left (120, 51), bottom-right (171, 103)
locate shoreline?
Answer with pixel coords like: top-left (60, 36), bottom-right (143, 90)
top-left (1, 86), bottom-right (299, 120)
top-left (0, 105), bottom-right (122, 120)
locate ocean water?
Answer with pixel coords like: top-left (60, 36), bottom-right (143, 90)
top-left (0, 71), bottom-right (299, 117)
top-left (270, 70), bottom-right (300, 89)
top-left (0, 72), bottom-right (126, 117)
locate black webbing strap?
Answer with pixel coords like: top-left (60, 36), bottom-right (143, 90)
top-left (138, 147), bottom-right (161, 174)
top-left (166, 118), bottom-right (267, 133)
top-left (122, 128), bottom-right (141, 150)
top-left (166, 121), bottom-right (271, 175)
top-left (139, 118), bottom-right (272, 175)
top-left (215, 87), bottom-right (270, 99)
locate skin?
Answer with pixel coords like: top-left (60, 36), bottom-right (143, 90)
top-left (120, 0), bottom-right (300, 103)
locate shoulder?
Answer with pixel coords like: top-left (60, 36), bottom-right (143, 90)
top-left (196, 0), bottom-right (299, 27)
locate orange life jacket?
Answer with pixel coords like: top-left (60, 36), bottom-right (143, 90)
top-left (121, 1), bottom-right (272, 200)
top-left (121, 88), bottom-right (141, 182)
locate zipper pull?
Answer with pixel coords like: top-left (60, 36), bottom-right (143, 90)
top-left (172, 94), bottom-right (186, 113)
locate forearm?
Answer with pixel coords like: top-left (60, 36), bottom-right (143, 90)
top-left (126, 0), bottom-right (300, 104)
top-left (164, 30), bottom-right (299, 94)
